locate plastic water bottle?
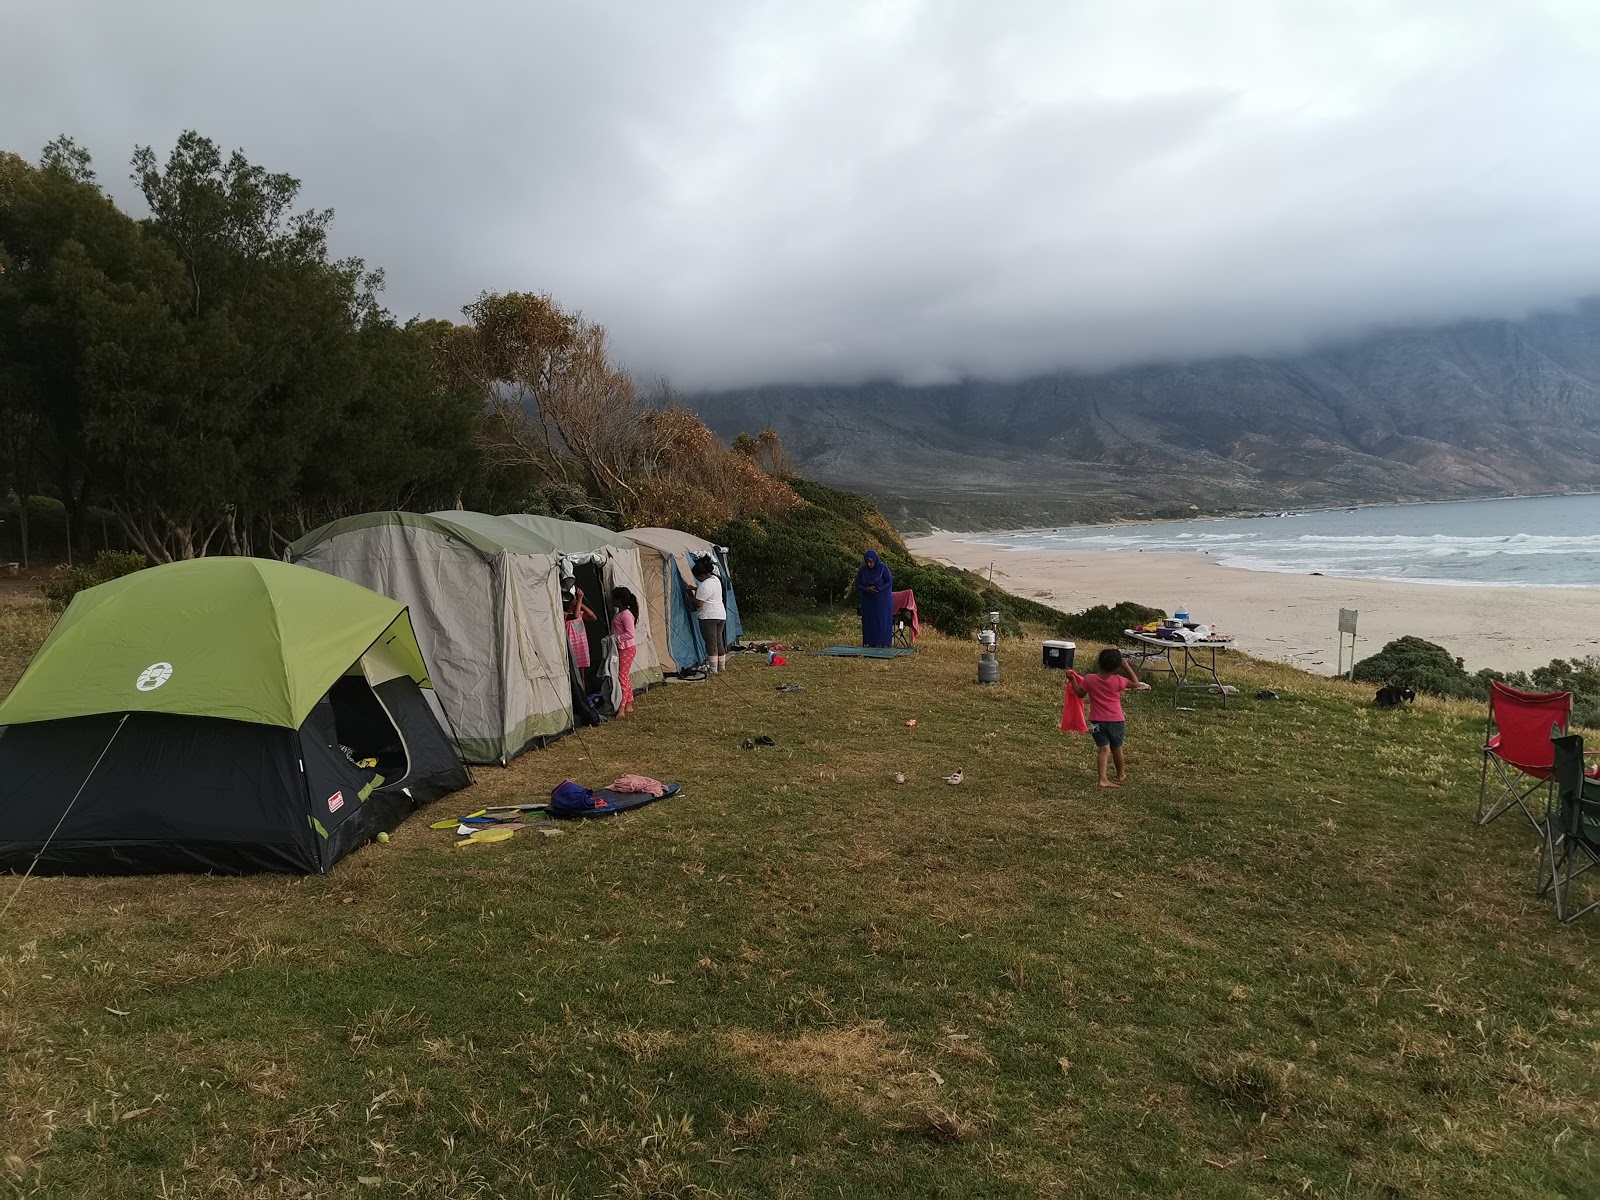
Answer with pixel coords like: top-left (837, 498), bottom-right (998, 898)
top-left (1174, 603), bottom-right (1190, 622)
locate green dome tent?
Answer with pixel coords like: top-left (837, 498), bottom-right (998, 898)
top-left (287, 511), bottom-right (573, 764)
top-left (0, 557), bottom-right (470, 875)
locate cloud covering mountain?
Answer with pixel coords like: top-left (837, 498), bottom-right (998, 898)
top-left (6, 0), bottom-right (1599, 389)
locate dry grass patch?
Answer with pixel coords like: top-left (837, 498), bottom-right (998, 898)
top-left (726, 1022), bottom-right (942, 1118)
top-left (0, 597), bottom-right (51, 695)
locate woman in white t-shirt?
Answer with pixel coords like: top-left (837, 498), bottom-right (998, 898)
top-left (685, 557), bottom-right (728, 675)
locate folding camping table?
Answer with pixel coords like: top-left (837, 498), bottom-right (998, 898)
top-left (1122, 629), bottom-right (1234, 709)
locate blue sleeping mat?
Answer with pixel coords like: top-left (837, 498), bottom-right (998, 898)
top-left (551, 782), bottom-right (681, 819)
top-left (815, 646), bottom-right (916, 658)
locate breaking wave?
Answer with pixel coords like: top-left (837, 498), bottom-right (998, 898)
top-left (966, 495), bottom-right (1600, 588)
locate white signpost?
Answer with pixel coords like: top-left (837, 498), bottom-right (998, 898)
top-left (1336, 608), bottom-right (1358, 679)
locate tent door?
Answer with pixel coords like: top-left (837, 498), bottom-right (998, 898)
top-left (319, 673), bottom-right (412, 788)
top-left (569, 559), bottom-right (610, 694)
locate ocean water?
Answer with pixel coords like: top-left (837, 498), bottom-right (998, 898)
top-left (969, 494), bottom-right (1600, 588)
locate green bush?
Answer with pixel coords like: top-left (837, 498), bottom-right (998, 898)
top-left (41, 551), bottom-right (148, 611)
top-left (893, 562), bottom-right (985, 636)
top-left (1054, 601), bottom-right (1167, 645)
top-left (717, 513), bottom-right (864, 614)
top-left (1352, 636), bottom-right (1479, 700)
top-left (715, 479), bottom-right (912, 618)
top-left (1525, 657), bottom-right (1600, 729)
top-left (787, 479), bottom-right (907, 554)
top-left (1352, 637), bottom-right (1600, 728)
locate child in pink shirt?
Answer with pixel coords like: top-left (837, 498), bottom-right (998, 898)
top-left (610, 587), bottom-right (639, 717)
top-left (1068, 647), bottom-right (1150, 788)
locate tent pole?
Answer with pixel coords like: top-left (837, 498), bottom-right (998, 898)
top-left (0, 713), bottom-right (129, 922)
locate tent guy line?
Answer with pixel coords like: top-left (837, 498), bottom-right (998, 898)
top-left (0, 713), bottom-right (127, 921)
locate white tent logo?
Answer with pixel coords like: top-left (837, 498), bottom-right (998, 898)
top-left (135, 662), bottom-right (173, 692)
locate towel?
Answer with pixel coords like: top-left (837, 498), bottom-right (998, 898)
top-left (1060, 671), bottom-right (1089, 734)
top-left (609, 773), bottom-right (669, 798)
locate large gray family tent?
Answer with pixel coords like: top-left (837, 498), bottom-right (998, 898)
top-left (499, 514), bottom-right (664, 696)
top-left (623, 528), bottom-right (743, 675)
top-left (0, 557), bottom-right (469, 875)
top-left (286, 512), bottom-right (572, 765)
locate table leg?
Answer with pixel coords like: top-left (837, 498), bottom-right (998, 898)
top-left (1171, 644), bottom-right (1228, 707)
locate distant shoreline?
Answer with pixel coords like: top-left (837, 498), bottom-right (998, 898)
top-left (910, 488), bottom-right (1600, 539)
top-left (908, 529), bottom-right (1600, 674)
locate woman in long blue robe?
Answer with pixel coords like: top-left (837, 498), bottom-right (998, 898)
top-left (855, 550), bottom-right (895, 647)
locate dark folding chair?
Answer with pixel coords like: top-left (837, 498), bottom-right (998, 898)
top-left (1478, 682), bottom-right (1570, 831)
top-left (1541, 732), bottom-right (1600, 922)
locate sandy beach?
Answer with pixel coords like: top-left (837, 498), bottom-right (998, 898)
top-left (909, 531), bottom-right (1600, 674)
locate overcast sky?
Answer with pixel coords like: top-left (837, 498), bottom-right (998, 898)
top-left (7, 0), bottom-right (1600, 389)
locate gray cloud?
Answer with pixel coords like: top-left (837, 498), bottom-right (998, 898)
top-left (6, 0), bottom-right (1600, 389)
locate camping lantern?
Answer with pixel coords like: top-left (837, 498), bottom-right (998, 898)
top-left (977, 612), bottom-right (1001, 685)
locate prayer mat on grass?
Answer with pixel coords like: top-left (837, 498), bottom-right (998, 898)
top-left (814, 646), bottom-right (917, 658)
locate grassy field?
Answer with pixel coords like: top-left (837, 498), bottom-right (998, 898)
top-left (2, 596), bottom-right (1598, 1198)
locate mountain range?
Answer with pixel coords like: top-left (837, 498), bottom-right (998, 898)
top-left (689, 300), bottom-right (1600, 531)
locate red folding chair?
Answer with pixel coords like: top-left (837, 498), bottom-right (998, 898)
top-left (1478, 681), bottom-right (1571, 831)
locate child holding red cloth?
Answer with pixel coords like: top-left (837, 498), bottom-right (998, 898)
top-left (1065, 647), bottom-right (1150, 788)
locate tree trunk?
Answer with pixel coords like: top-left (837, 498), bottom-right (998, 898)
top-left (62, 474), bottom-right (89, 564)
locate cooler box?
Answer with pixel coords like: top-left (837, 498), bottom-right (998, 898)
top-left (1042, 640), bottom-right (1075, 670)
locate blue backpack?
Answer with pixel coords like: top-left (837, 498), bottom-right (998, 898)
top-left (549, 779), bottom-right (598, 815)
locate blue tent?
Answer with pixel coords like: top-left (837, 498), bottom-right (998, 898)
top-left (623, 528), bottom-right (742, 673)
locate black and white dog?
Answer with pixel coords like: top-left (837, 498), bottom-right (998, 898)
top-left (1373, 685), bottom-right (1416, 709)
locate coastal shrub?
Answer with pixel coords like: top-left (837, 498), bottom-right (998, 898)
top-left (1353, 637), bottom-right (1600, 729)
top-left (1524, 657), bottom-right (1600, 729)
top-left (718, 515), bottom-right (858, 613)
top-left (1352, 636), bottom-right (1478, 699)
top-left (1053, 601), bottom-right (1167, 645)
top-left (787, 479), bottom-right (907, 554)
top-left (715, 478), bottom-right (915, 617)
top-left (894, 563), bottom-right (986, 637)
top-left (41, 551), bottom-right (148, 611)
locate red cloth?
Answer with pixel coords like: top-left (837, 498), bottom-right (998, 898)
top-left (1486, 680), bottom-right (1571, 779)
top-left (892, 589), bottom-right (920, 642)
top-left (1077, 671), bottom-right (1132, 722)
top-left (1061, 671), bottom-right (1089, 733)
top-left (618, 643), bottom-right (637, 711)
